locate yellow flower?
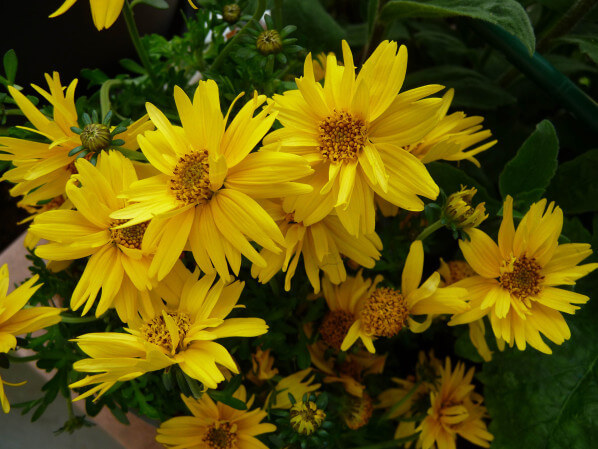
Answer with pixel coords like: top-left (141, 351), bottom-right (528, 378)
top-left (251, 199), bottom-right (381, 293)
top-left (0, 72), bottom-right (152, 208)
top-left (418, 358), bottom-right (493, 449)
top-left (407, 89), bottom-right (496, 167)
top-left (0, 264), bottom-right (62, 354)
top-left (438, 259), bottom-right (492, 362)
top-left (263, 40), bottom-right (444, 236)
top-left (341, 393), bottom-right (373, 430)
top-left (267, 369), bottom-right (321, 409)
top-left (443, 186), bottom-right (488, 230)
top-left (30, 151), bottom-right (156, 321)
top-left (0, 373), bottom-right (26, 414)
top-left (69, 268), bottom-right (268, 400)
top-left (111, 80), bottom-right (313, 282)
top-left (156, 388), bottom-right (276, 449)
top-left (246, 347), bottom-right (278, 385)
top-left (49, 0), bottom-right (125, 31)
top-left (319, 241), bottom-right (468, 353)
top-left (450, 196), bottom-right (598, 353)
top-left (290, 400), bottom-right (326, 435)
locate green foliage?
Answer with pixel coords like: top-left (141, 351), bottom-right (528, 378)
top-left (499, 120), bottom-right (559, 208)
top-left (380, 0), bottom-right (536, 54)
top-left (546, 149), bottom-right (598, 214)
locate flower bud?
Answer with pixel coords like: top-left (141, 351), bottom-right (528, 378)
top-left (444, 186), bottom-right (487, 230)
top-left (256, 29), bottom-right (283, 55)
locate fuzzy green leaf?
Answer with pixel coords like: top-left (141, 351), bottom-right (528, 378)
top-left (499, 120), bottom-right (559, 203)
top-left (380, 0), bottom-right (535, 54)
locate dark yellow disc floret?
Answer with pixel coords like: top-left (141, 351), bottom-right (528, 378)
top-left (203, 421), bottom-right (237, 449)
top-left (290, 400), bottom-right (326, 435)
top-left (80, 123), bottom-right (112, 152)
top-left (140, 312), bottom-right (191, 353)
top-left (360, 287), bottom-right (409, 337)
top-left (256, 29), bottom-right (283, 54)
top-left (110, 219), bottom-right (148, 249)
top-left (319, 310), bottom-right (355, 350)
top-left (318, 110), bottom-right (367, 164)
top-left (447, 260), bottom-right (476, 283)
top-left (169, 150), bottom-right (212, 206)
top-left (500, 256), bottom-right (543, 299)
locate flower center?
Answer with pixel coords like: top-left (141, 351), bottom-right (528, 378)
top-left (256, 30), bottom-right (283, 54)
top-left (140, 312), bottom-right (191, 353)
top-left (361, 287), bottom-right (408, 338)
top-left (169, 150), bottom-right (212, 206)
top-left (110, 219), bottom-right (148, 249)
top-left (447, 261), bottom-right (476, 283)
top-left (337, 360), bottom-right (362, 380)
top-left (203, 422), bottom-right (237, 449)
top-left (80, 123), bottom-right (112, 152)
top-left (222, 4), bottom-right (241, 23)
top-left (319, 310), bottom-right (355, 350)
top-left (318, 111), bottom-right (367, 164)
top-left (290, 401), bottom-right (326, 435)
top-left (499, 256), bottom-right (543, 299)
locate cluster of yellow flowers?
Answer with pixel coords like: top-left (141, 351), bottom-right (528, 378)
top-left (1, 37), bottom-right (596, 449)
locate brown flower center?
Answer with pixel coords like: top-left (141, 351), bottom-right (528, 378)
top-left (318, 111), bottom-right (367, 164)
top-left (500, 256), bottom-right (543, 299)
top-left (361, 287), bottom-right (408, 338)
top-left (140, 312), bottom-right (191, 353)
top-left (169, 150), bottom-right (212, 206)
top-left (110, 219), bottom-right (148, 249)
top-left (203, 422), bottom-right (237, 449)
top-left (447, 261), bottom-right (476, 283)
top-left (319, 310), bottom-right (355, 350)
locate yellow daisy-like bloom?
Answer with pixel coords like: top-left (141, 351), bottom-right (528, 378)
top-left (112, 80), bottom-right (313, 282)
top-left (246, 347), bottom-right (278, 385)
top-left (69, 268), bottom-right (268, 400)
top-left (450, 196), bottom-right (598, 354)
top-left (0, 265), bottom-right (62, 354)
top-left (263, 40), bottom-right (444, 236)
top-left (251, 199), bottom-right (381, 293)
top-left (156, 387), bottom-right (276, 449)
top-left (30, 151), bottom-right (156, 321)
top-left (443, 186), bottom-right (488, 231)
top-left (0, 72), bottom-right (152, 208)
top-left (408, 89), bottom-right (496, 168)
top-left (49, 0), bottom-right (125, 31)
top-left (290, 400), bottom-right (326, 435)
top-left (267, 369), bottom-right (321, 409)
top-left (418, 358), bottom-right (493, 449)
top-left (319, 241), bottom-right (468, 353)
top-left (438, 260), bottom-right (492, 362)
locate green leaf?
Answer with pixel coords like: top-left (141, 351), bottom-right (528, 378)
top-left (120, 58), bottom-right (147, 75)
top-left (207, 390), bottom-right (248, 410)
top-left (380, 0), bottom-right (536, 54)
top-left (479, 274), bottom-right (598, 449)
top-left (558, 35), bottom-right (598, 65)
top-left (3, 49), bottom-right (17, 84)
top-left (499, 120), bottom-right (559, 203)
top-left (546, 149), bottom-right (598, 214)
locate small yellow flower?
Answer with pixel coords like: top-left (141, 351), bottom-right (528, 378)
top-left (264, 40), bottom-right (444, 236)
top-left (69, 266), bottom-right (268, 401)
top-left (407, 89), bottom-right (496, 167)
top-left (444, 186), bottom-right (488, 230)
top-left (251, 199), bottom-right (381, 293)
top-left (156, 388), bottom-right (276, 449)
top-left (450, 196), bottom-right (598, 353)
top-left (246, 347), bottom-right (278, 385)
top-left (320, 241), bottom-right (468, 353)
top-left (418, 358), bottom-right (493, 449)
top-left (290, 400), bottom-right (326, 435)
top-left (49, 0), bottom-right (126, 31)
top-left (267, 369), bottom-right (321, 409)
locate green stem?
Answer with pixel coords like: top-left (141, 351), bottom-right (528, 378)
top-left (273, 0), bottom-right (283, 29)
top-left (122, 0), bottom-right (158, 87)
top-left (537, 0), bottom-right (598, 52)
top-left (381, 381), bottom-right (421, 420)
top-left (60, 315), bottom-right (100, 324)
top-left (415, 220), bottom-right (444, 241)
top-left (66, 390), bottom-right (75, 420)
top-left (6, 354), bottom-right (39, 363)
top-left (352, 433), bottom-right (420, 449)
top-left (210, 0), bottom-right (266, 72)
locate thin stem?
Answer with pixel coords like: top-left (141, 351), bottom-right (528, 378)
top-left (273, 0), bottom-right (283, 29)
top-left (537, 0), bottom-right (598, 52)
top-left (60, 315), bottom-right (100, 324)
top-left (210, 0), bottom-right (266, 72)
top-left (122, 0), bottom-right (159, 87)
top-left (415, 220), bottom-right (444, 241)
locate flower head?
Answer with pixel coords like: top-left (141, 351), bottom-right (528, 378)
top-left (49, 0), bottom-right (126, 31)
top-left (156, 387), bottom-right (275, 449)
top-left (112, 80), bottom-right (313, 282)
top-left (69, 266), bottom-right (267, 400)
top-left (443, 186), bottom-right (487, 231)
top-left (450, 196), bottom-right (598, 353)
top-left (246, 347), bottom-right (278, 385)
top-left (290, 400), bottom-right (326, 435)
top-left (264, 40), bottom-right (445, 235)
